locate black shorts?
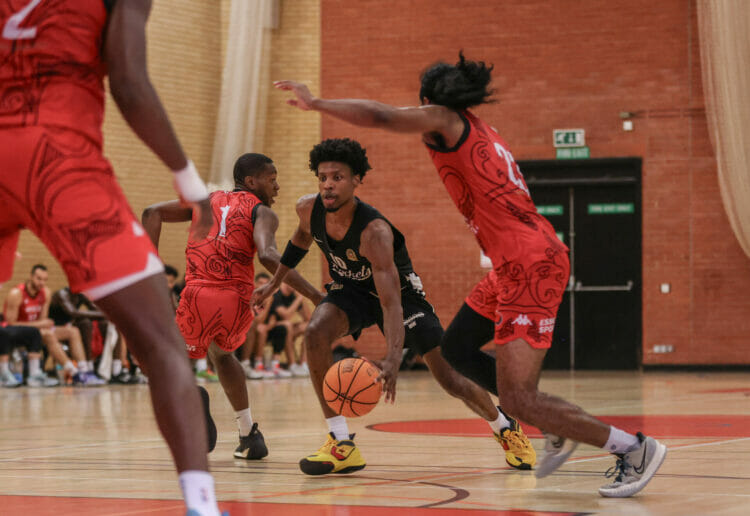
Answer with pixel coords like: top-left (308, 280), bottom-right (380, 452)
top-left (320, 282), bottom-right (443, 356)
top-left (267, 325), bottom-right (287, 354)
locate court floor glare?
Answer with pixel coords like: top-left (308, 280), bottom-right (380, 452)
top-left (1, 370), bottom-right (750, 516)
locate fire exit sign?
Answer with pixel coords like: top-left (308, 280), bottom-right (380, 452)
top-left (553, 129), bottom-right (585, 148)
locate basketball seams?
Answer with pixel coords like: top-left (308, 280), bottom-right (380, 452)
top-left (324, 358), bottom-right (382, 417)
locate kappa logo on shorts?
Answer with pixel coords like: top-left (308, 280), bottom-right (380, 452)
top-left (512, 314), bottom-right (532, 326)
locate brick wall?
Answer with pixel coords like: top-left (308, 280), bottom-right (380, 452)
top-left (317, 0), bottom-right (750, 364)
top-left (262, 0), bottom-right (322, 293)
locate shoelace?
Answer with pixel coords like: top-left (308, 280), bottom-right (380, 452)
top-left (604, 455), bottom-right (632, 482)
top-left (317, 437), bottom-right (336, 454)
top-left (504, 431), bottom-right (528, 451)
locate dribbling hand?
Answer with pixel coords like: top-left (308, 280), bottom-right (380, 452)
top-left (375, 357), bottom-right (399, 404)
top-left (274, 80), bottom-right (315, 111)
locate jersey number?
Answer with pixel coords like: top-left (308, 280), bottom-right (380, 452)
top-left (3, 0), bottom-right (44, 40)
top-left (494, 142), bottom-right (530, 196)
top-left (218, 205), bottom-right (230, 237)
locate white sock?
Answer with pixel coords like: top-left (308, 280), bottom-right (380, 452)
top-left (87, 360), bottom-right (94, 371)
top-left (0, 362), bottom-right (9, 375)
top-left (240, 359), bottom-right (250, 368)
top-left (488, 407), bottom-right (512, 434)
top-left (77, 361), bottom-right (88, 372)
top-left (178, 470), bottom-right (220, 516)
top-left (326, 415), bottom-right (349, 441)
top-left (196, 358), bottom-right (208, 372)
top-left (236, 407), bottom-right (253, 436)
top-left (603, 426), bottom-right (640, 454)
top-left (64, 361), bottom-right (78, 374)
top-left (112, 359), bottom-right (123, 376)
top-left (28, 358), bottom-right (41, 376)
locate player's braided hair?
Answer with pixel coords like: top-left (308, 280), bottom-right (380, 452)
top-left (233, 153), bottom-right (274, 184)
top-left (419, 51), bottom-right (495, 110)
top-left (309, 138), bottom-right (372, 179)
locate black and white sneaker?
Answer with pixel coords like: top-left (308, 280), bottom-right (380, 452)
top-left (599, 432), bottom-right (667, 498)
top-left (233, 423), bottom-right (268, 460)
top-left (197, 386), bottom-right (217, 453)
top-left (535, 433), bottom-right (579, 478)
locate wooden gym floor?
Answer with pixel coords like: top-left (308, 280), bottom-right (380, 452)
top-left (1, 369), bottom-right (749, 515)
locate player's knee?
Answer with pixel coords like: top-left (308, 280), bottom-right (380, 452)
top-left (304, 320), bottom-right (329, 349)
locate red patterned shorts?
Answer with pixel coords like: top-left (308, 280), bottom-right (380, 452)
top-left (0, 127), bottom-right (161, 297)
top-left (176, 282), bottom-right (255, 359)
top-left (466, 248), bottom-right (570, 349)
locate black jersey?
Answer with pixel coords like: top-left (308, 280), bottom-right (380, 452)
top-left (310, 195), bottom-right (423, 298)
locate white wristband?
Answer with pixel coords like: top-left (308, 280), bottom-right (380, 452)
top-left (172, 160), bottom-right (208, 202)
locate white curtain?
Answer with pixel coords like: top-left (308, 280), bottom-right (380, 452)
top-left (697, 0), bottom-right (750, 258)
top-left (209, 0), bottom-right (274, 191)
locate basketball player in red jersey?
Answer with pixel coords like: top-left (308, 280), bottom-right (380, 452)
top-left (274, 53), bottom-right (666, 498)
top-left (142, 153), bottom-right (324, 461)
top-left (0, 2), bottom-right (222, 514)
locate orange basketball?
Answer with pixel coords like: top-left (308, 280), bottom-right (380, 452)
top-left (323, 358), bottom-right (383, 417)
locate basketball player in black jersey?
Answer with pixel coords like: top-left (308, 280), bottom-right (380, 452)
top-left (252, 138), bottom-right (536, 475)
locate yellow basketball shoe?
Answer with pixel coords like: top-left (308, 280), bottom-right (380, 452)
top-left (299, 433), bottom-right (366, 475)
top-left (495, 417), bottom-right (537, 470)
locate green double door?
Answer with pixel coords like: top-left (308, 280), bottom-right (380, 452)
top-left (522, 158), bottom-right (641, 370)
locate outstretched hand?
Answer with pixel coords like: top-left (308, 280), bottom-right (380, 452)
top-left (189, 198), bottom-right (213, 241)
top-left (274, 80), bottom-right (315, 111)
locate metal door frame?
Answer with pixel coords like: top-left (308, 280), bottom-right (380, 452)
top-left (521, 157), bottom-right (643, 369)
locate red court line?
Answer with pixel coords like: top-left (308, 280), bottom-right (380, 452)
top-left (0, 495), bottom-right (581, 516)
top-left (369, 415), bottom-right (750, 439)
top-left (695, 388), bottom-right (750, 394)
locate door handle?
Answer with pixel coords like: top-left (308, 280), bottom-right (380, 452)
top-left (574, 280), bottom-right (633, 292)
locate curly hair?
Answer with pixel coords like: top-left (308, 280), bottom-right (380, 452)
top-left (419, 51), bottom-right (495, 110)
top-left (309, 138), bottom-right (372, 179)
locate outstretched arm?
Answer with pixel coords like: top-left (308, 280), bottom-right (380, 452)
top-left (360, 219), bottom-right (404, 404)
top-left (253, 205), bottom-right (324, 305)
top-left (141, 200), bottom-right (193, 249)
top-left (105, 0), bottom-right (211, 238)
top-left (274, 80), bottom-right (464, 141)
top-left (251, 195), bottom-right (316, 309)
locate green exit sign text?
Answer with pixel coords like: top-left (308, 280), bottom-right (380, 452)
top-left (553, 129), bottom-right (585, 148)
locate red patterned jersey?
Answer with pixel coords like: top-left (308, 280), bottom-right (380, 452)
top-left (184, 190), bottom-right (262, 288)
top-left (426, 110), bottom-right (567, 265)
top-left (3, 282), bottom-right (46, 322)
top-left (0, 0), bottom-right (109, 147)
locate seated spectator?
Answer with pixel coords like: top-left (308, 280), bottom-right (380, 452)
top-left (3, 264), bottom-right (104, 386)
top-left (50, 286), bottom-right (110, 371)
top-left (241, 273), bottom-right (275, 379)
top-left (266, 283), bottom-right (311, 377)
top-left (164, 264), bottom-right (183, 309)
top-left (0, 323), bottom-right (47, 387)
